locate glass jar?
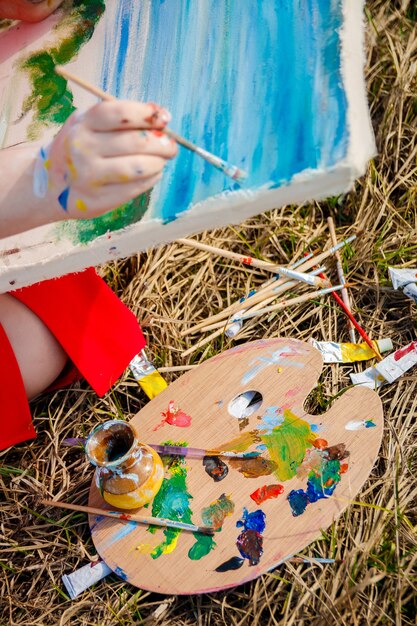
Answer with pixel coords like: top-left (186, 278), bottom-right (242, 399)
top-left (85, 420), bottom-right (164, 510)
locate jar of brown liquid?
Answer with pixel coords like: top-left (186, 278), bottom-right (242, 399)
top-left (85, 420), bottom-right (164, 510)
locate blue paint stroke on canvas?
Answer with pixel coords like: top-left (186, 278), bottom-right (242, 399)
top-left (100, 0), bottom-right (348, 223)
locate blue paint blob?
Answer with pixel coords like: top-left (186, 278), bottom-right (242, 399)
top-left (236, 507), bottom-right (266, 533)
top-left (288, 489), bottom-right (309, 516)
top-left (310, 423), bottom-right (320, 433)
top-left (215, 556), bottom-right (245, 572)
top-left (365, 420), bottom-right (377, 428)
top-left (256, 443), bottom-right (267, 451)
top-left (58, 187), bottom-right (70, 211)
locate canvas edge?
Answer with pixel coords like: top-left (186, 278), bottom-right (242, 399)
top-left (339, 0), bottom-right (377, 175)
top-left (1, 164), bottom-right (357, 292)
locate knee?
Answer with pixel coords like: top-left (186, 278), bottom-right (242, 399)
top-left (0, 294), bottom-right (67, 399)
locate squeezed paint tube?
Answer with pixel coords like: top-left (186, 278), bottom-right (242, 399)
top-left (309, 338), bottom-right (392, 363)
top-left (62, 560), bottom-right (112, 600)
top-left (374, 341), bottom-right (417, 383)
top-left (129, 350), bottom-right (167, 399)
top-left (389, 267), bottom-right (417, 303)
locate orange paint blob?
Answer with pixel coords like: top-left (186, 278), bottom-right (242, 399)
top-left (312, 438), bottom-right (328, 450)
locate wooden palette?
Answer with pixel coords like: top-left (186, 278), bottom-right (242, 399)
top-left (89, 338), bottom-right (383, 594)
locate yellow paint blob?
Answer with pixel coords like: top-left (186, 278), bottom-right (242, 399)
top-left (75, 198), bottom-right (88, 212)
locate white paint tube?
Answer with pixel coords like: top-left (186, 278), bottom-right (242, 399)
top-left (389, 267), bottom-right (417, 303)
top-left (350, 366), bottom-right (386, 389)
top-left (62, 560), bottom-right (112, 600)
top-left (351, 341), bottom-right (417, 387)
top-left (374, 341), bottom-right (417, 383)
top-left (309, 338), bottom-right (392, 363)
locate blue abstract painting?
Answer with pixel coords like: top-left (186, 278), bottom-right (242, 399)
top-left (0, 0), bottom-right (374, 290)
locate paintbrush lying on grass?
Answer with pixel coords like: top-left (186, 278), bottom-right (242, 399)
top-left (41, 499), bottom-right (215, 535)
top-left (181, 283), bottom-right (348, 357)
top-left (55, 66), bottom-right (247, 183)
top-left (181, 235), bottom-right (357, 336)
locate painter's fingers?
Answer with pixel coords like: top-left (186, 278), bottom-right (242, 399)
top-left (87, 129), bottom-right (178, 159)
top-left (66, 173), bottom-right (162, 219)
top-left (83, 100), bottom-right (172, 132)
top-left (84, 155), bottom-right (168, 186)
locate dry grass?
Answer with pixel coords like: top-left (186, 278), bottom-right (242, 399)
top-left (1, 1), bottom-right (417, 624)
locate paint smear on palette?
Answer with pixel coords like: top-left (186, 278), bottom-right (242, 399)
top-left (148, 445), bottom-right (193, 558)
top-left (113, 566), bottom-right (128, 581)
top-left (241, 347), bottom-right (306, 385)
top-left (260, 409), bottom-right (316, 482)
top-left (228, 456), bottom-right (277, 478)
top-left (201, 493), bottom-right (235, 530)
top-left (288, 443), bottom-right (350, 516)
top-left (257, 406), bottom-right (284, 434)
top-left (345, 419), bottom-right (377, 431)
top-left (250, 484), bottom-right (284, 505)
top-left (188, 493), bottom-right (235, 561)
top-left (236, 508), bottom-right (266, 566)
top-left (99, 520), bottom-right (137, 551)
top-left (216, 430), bottom-right (261, 453)
top-left (153, 400), bottom-right (192, 431)
top-left (203, 456), bottom-right (229, 482)
top-left (238, 416), bottom-right (250, 432)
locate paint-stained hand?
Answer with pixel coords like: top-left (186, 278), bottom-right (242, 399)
top-left (36, 101), bottom-right (178, 220)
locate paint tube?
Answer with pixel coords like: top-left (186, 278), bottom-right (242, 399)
top-left (129, 350), bottom-right (167, 399)
top-left (62, 560), bottom-right (112, 600)
top-left (350, 366), bottom-right (385, 389)
top-left (389, 267), bottom-right (417, 303)
top-left (374, 341), bottom-right (417, 383)
top-left (309, 338), bottom-right (392, 363)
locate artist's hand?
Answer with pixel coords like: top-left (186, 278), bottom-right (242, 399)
top-left (36, 101), bottom-right (177, 220)
top-left (0, 0), bottom-right (64, 22)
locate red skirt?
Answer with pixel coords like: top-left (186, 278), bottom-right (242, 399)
top-left (0, 268), bottom-right (146, 450)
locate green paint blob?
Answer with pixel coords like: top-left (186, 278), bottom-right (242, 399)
top-left (149, 443), bottom-right (194, 559)
top-left (261, 409), bottom-right (315, 481)
top-left (21, 0), bottom-right (105, 136)
top-left (306, 459), bottom-right (342, 500)
top-left (188, 534), bottom-right (216, 560)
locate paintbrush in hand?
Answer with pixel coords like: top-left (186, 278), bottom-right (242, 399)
top-left (54, 66), bottom-right (247, 183)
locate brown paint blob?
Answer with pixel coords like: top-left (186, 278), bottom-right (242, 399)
top-left (229, 456), bottom-right (277, 478)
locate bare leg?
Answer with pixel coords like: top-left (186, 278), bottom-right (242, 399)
top-left (0, 293), bottom-right (68, 400)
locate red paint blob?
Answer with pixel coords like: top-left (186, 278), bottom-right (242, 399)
top-left (241, 257), bottom-right (253, 265)
top-left (340, 463), bottom-right (349, 474)
top-left (161, 400), bottom-right (192, 427)
top-left (250, 484), bottom-right (284, 505)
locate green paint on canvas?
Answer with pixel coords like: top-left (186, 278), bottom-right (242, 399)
top-left (21, 0), bottom-right (106, 137)
top-left (54, 191), bottom-right (150, 244)
top-left (260, 409), bottom-right (315, 482)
